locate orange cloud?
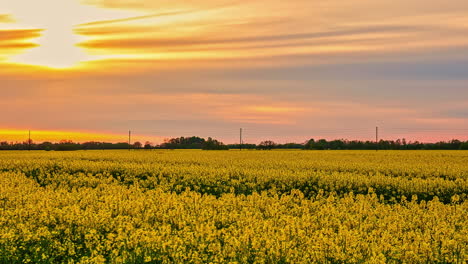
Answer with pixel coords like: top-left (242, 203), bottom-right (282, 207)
top-left (77, 11), bottom-right (190, 27)
top-left (0, 29), bottom-right (42, 56)
top-left (72, 0), bottom-right (468, 69)
top-left (0, 29), bottom-right (42, 41)
top-left (81, 0), bottom-right (239, 11)
top-left (3, 0), bottom-right (467, 71)
top-left (74, 25), bottom-right (157, 36)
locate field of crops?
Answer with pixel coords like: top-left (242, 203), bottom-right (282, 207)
top-left (0, 150), bottom-right (467, 263)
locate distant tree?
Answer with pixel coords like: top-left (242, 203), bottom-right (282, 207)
top-left (227, 143), bottom-right (257, 149)
top-left (55, 141), bottom-right (80, 151)
top-left (160, 136), bottom-right (206, 149)
top-left (39, 142), bottom-right (54, 151)
top-left (305, 139), bottom-right (328, 150)
top-left (0, 137), bottom-right (466, 151)
top-left (133, 141), bottom-right (143, 149)
top-left (277, 143), bottom-right (303, 149)
top-left (202, 137), bottom-right (229, 150)
top-left (460, 142), bottom-right (468, 150)
top-left (304, 139), bottom-right (315, 150)
top-left (257, 140), bottom-right (276, 150)
top-left (144, 141), bottom-right (153, 149)
top-left (82, 141), bottom-right (101, 150)
top-left (450, 139), bottom-right (462, 149)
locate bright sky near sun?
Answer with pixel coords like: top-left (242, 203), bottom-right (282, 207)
top-left (0, 0), bottom-right (140, 68)
top-left (0, 0), bottom-right (467, 143)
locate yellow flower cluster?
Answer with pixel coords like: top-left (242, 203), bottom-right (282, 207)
top-left (0, 150), bottom-right (466, 263)
top-left (0, 150), bottom-right (466, 202)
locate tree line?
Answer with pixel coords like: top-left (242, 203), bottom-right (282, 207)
top-left (1, 137), bottom-right (467, 151)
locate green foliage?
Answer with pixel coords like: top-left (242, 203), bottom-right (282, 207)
top-left (0, 150), bottom-right (466, 263)
top-left (304, 138), bottom-right (468, 150)
top-left (55, 142), bottom-right (81, 151)
top-left (460, 142), bottom-right (468, 150)
top-left (202, 137), bottom-right (229, 150)
top-left (257, 140), bottom-right (276, 150)
top-left (1, 138), bottom-right (468, 150)
top-left (160, 136), bottom-right (206, 149)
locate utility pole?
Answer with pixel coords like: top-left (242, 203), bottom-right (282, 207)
top-left (128, 130), bottom-right (131, 151)
top-left (240, 128), bottom-right (243, 151)
top-left (28, 130), bottom-right (31, 151)
top-left (376, 126), bottom-right (379, 151)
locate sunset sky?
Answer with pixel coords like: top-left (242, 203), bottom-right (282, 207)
top-left (1, 0), bottom-right (467, 143)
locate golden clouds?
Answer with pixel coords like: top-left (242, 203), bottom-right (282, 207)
top-left (0, 0), bottom-right (139, 68)
top-left (81, 0), bottom-right (238, 11)
top-left (0, 29), bottom-right (42, 56)
top-left (0, 29), bottom-right (42, 40)
top-left (1, 0), bottom-right (467, 70)
top-left (67, 0), bottom-right (468, 70)
top-left (71, 0), bottom-right (314, 62)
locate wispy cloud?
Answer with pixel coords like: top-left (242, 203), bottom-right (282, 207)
top-left (77, 11), bottom-right (190, 27)
top-left (0, 29), bottom-right (42, 40)
top-left (77, 25), bottom-right (420, 49)
top-left (80, 0), bottom-right (246, 11)
top-left (0, 29), bottom-right (42, 56)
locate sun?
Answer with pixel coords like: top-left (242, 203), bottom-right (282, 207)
top-left (13, 21), bottom-right (89, 69)
top-left (0, 0), bottom-right (138, 69)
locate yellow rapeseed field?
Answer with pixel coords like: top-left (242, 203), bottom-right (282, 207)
top-left (0, 150), bottom-right (466, 263)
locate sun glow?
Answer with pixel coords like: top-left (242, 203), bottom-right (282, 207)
top-left (0, 0), bottom-right (138, 69)
top-left (13, 24), bottom-right (88, 69)
top-left (0, 129), bottom-right (162, 144)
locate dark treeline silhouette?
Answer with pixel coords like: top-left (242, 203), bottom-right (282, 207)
top-left (1, 137), bottom-right (467, 151)
top-left (228, 142), bottom-right (303, 150)
top-left (0, 136), bottom-right (228, 151)
top-left (304, 138), bottom-right (468, 150)
top-left (0, 140), bottom-right (134, 151)
top-left (159, 136), bottom-right (228, 150)
top-left (159, 136), bottom-right (204, 149)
